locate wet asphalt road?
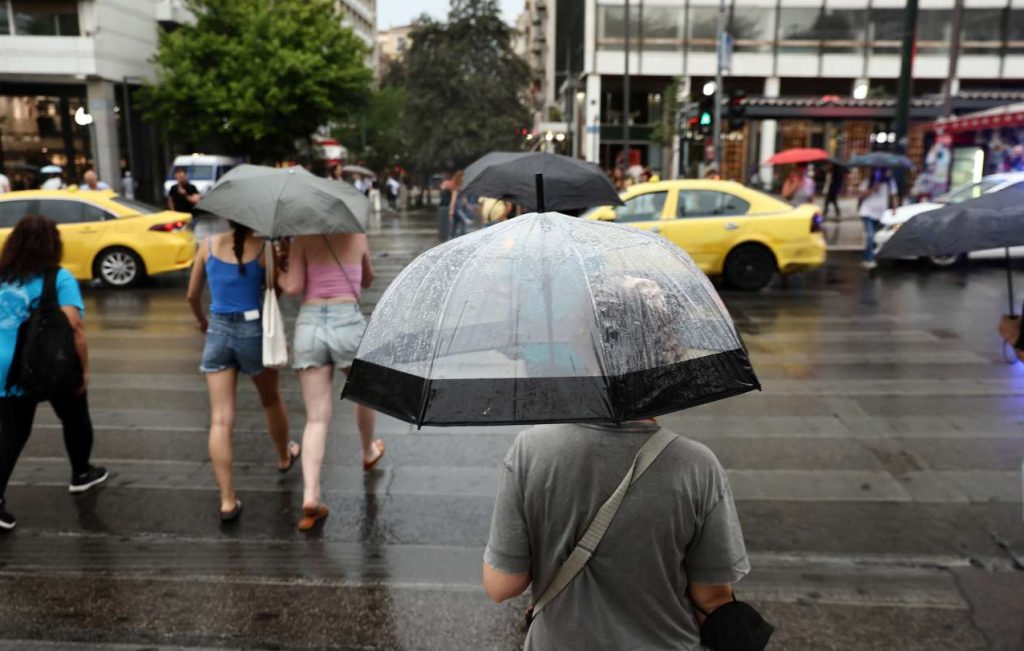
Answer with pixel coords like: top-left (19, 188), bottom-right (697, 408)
top-left (0, 210), bottom-right (1022, 651)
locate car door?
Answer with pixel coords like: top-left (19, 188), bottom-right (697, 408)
top-left (35, 199), bottom-right (109, 278)
top-left (610, 189), bottom-right (670, 234)
top-left (0, 199), bottom-right (36, 250)
top-left (658, 190), bottom-right (751, 272)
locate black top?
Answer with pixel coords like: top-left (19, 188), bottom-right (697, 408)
top-left (168, 183), bottom-right (199, 213)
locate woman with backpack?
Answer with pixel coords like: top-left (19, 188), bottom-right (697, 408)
top-left (276, 232), bottom-right (383, 531)
top-left (0, 215), bottom-right (107, 532)
top-left (187, 222), bottom-right (297, 523)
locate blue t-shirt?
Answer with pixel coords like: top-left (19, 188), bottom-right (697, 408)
top-left (0, 268), bottom-right (84, 397)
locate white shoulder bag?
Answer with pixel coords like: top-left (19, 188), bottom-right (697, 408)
top-left (262, 244), bottom-right (289, 368)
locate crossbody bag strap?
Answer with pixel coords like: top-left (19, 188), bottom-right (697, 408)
top-left (321, 234), bottom-right (362, 311)
top-left (529, 427), bottom-right (678, 622)
top-left (40, 268), bottom-right (59, 308)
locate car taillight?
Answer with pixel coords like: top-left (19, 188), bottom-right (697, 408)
top-left (150, 221), bottom-right (188, 232)
top-left (810, 213), bottom-right (823, 233)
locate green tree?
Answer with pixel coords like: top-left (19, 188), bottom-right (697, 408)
top-left (394, 0), bottom-right (531, 173)
top-left (334, 86), bottom-right (408, 171)
top-left (142, 0), bottom-right (372, 163)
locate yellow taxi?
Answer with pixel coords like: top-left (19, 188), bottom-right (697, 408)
top-left (0, 189), bottom-right (194, 288)
top-left (585, 180), bottom-right (826, 290)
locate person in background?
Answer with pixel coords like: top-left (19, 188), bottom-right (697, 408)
top-left (386, 174), bottom-right (400, 211)
top-left (0, 216), bottom-right (108, 532)
top-left (438, 172), bottom-right (453, 241)
top-left (822, 163), bottom-right (845, 219)
top-left (328, 164), bottom-right (343, 181)
top-left (80, 170), bottom-right (110, 192)
top-left (187, 222), bottom-right (297, 523)
top-left (121, 171), bottom-right (136, 200)
top-left (781, 163), bottom-right (815, 206)
top-left (41, 171), bottom-right (65, 190)
top-left (0, 169), bottom-right (10, 194)
top-left (352, 173), bottom-right (369, 196)
top-left (168, 167), bottom-right (200, 214)
top-left (857, 167), bottom-right (898, 270)
top-left (277, 232), bottom-right (384, 531)
top-left (703, 166), bottom-right (721, 181)
top-left (448, 170), bottom-right (473, 238)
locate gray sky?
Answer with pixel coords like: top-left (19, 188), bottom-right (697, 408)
top-left (377, 0), bottom-right (522, 30)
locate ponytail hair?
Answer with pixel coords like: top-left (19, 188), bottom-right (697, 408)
top-left (228, 220), bottom-right (253, 275)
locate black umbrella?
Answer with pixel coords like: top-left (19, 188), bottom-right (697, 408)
top-left (846, 152), bottom-right (914, 169)
top-left (196, 164), bottom-right (368, 237)
top-left (342, 212), bottom-right (759, 427)
top-left (878, 188), bottom-right (1024, 314)
top-left (461, 152), bottom-right (623, 213)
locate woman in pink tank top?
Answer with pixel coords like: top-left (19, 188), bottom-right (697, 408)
top-left (278, 233), bottom-right (384, 531)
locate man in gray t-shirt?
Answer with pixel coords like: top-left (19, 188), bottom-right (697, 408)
top-left (483, 421), bottom-right (750, 651)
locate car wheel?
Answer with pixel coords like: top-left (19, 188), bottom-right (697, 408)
top-left (927, 254), bottom-right (966, 268)
top-left (724, 244), bottom-right (777, 291)
top-left (94, 247), bottom-right (145, 288)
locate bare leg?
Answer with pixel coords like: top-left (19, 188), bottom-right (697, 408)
top-left (206, 369), bottom-right (239, 513)
top-left (252, 369), bottom-right (291, 468)
top-left (341, 367), bottom-right (382, 466)
top-left (297, 364), bottom-right (334, 509)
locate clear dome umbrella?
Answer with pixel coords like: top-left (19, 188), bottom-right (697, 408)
top-left (343, 212), bottom-right (760, 426)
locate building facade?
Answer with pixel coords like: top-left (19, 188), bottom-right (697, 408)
top-left (540, 0), bottom-right (1024, 187)
top-left (376, 23), bottom-right (415, 76)
top-left (337, 0), bottom-right (377, 69)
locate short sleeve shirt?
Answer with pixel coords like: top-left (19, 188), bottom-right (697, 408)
top-left (0, 269), bottom-right (84, 397)
top-left (168, 183), bottom-right (199, 213)
top-left (485, 422), bottom-right (750, 651)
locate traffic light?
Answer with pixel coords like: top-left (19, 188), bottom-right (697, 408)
top-left (698, 96), bottom-right (715, 134)
top-left (727, 89), bottom-right (747, 132)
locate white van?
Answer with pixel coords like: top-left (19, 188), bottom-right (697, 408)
top-left (163, 154), bottom-right (242, 197)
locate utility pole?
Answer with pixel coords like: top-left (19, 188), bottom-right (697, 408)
top-left (622, 0), bottom-right (631, 171)
top-left (942, 0), bottom-right (964, 118)
top-left (893, 0), bottom-right (919, 197)
top-left (713, 0), bottom-right (725, 171)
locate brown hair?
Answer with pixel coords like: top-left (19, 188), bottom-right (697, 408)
top-left (0, 215), bottom-right (63, 282)
top-left (228, 220), bottom-right (254, 275)
top-left (451, 169), bottom-right (464, 192)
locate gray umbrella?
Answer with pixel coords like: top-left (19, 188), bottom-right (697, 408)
top-left (196, 164), bottom-right (367, 237)
top-left (341, 164), bottom-right (376, 178)
top-left (461, 152), bottom-right (624, 212)
top-left (343, 212), bottom-right (759, 426)
top-left (878, 188), bottom-right (1024, 313)
top-left (846, 152), bottom-right (914, 169)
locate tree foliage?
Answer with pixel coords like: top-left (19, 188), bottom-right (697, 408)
top-left (142, 0), bottom-right (372, 162)
top-left (334, 86), bottom-right (408, 172)
top-left (392, 0), bottom-right (531, 173)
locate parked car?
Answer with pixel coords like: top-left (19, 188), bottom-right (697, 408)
top-left (163, 154), bottom-right (242, 197)
top-left (874, 172), bottom-right (1024, 266)
top-left (584, 180), bottom-right (826, 290)
top-left (0, 189), bottom-right (195, 288)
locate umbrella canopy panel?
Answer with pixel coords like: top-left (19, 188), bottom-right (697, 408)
top-left (341, 164), bottom-right (376, 178)
top-left (344, 212), bottom-right (759, 426)
top-left (196, 164), bottom-right (368, 237)
top-left (765, 148), bottom-right (831, 165)
top-left (846, 152), bottom-right (913, 169)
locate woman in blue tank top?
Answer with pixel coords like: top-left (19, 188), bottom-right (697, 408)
top-left (187, 221), bottom-right (298, 522)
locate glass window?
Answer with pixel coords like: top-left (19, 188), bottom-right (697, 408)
top-left (0, 6), bottom-right (10, 35)
top-left (641, 6), bottom-right (683, 47)
top-left (36, 199), bottom-right (86, 224)
top-left (614, 191), bottom-right (667, 222)
top-left (820, 8), bottom-right (866, 53)
top-left (869, 8), bottom-right (903, 54)
top-left (1010, 9), bottom-right (1024, 54)
top-left (111, 197), bottom-right (158, 214)
top-left (166, 164), bottom-right (215, 181)
top-left (688, 7), bottom-right (718, 52)
top-left (731, 8), bottom-right (774, 53)
top-left (80, 204), bottom-right (112, 222)
top-left (778, 7), bottom-right (822, 52)
top-left (12, 1), bottom-right (79, 36)
top-left (57, 12), bottom-right (79, 36)
top-left (961, 9), bottom-right (1004, 54)
top-left (938, 180), bottom-right (1000, 204)
top-left (0, 200), bottom-right (34, 228)
top-left (678, 191), bottom-right (750, 218)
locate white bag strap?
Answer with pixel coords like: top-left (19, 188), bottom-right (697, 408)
top-left (263, 243), bottom-right (276, 336)
top-left (530, 427), bottom-right (678, 621)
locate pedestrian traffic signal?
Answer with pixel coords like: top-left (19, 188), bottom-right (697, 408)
top-left (698, 96), bottom-right (715, 134)
top-left (727, 89), bottom-right (747, 132)
top-left (699, 111), bottom-right (712, 126)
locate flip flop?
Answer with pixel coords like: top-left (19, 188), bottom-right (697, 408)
top-left (363, 440), bottom-right (386, 471)
top-left (298, 504), bottom-right (330, 531)
top-left (278, 441), bottom-right (301, 474)
top-left (219, 499), bottom-right (242, 523)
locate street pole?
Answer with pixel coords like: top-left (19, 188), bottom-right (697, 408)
top-left (622, 0), bottom-right (631, 171)
top-left (121, 77), bottom-right (136, 182)
top-left (713, 0), bottom-right (725, 171)
top-left (893, 0), bottom-right (919, 198)
top-left (942, 0), bottom-right (964, 118)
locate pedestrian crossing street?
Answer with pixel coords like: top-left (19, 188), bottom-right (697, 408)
top-left (0, 213), bottom-right (1022, 650)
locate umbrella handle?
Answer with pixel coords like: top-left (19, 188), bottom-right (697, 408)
top-left (535, 173), bottom-right (546, 213)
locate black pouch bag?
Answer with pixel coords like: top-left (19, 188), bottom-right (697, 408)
top-left (699, 597), bottom-right (774, 651)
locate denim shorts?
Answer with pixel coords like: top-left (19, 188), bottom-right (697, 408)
top-left (292, 303), bottom-right (366, 370)
top-left (200, 312), bottom-right (266, 376)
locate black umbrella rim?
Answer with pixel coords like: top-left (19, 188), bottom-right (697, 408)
top-left (461, 154), bottom-right (624, 210)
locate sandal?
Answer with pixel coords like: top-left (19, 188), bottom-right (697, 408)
top-left (219, 499), bottom-right (242, 523)
top-left (363, 440), bottom-right (386, 471)
top-left (278, 441), bottom-right (301, 474)
top-left (298, 504), bottom-right (330, 531)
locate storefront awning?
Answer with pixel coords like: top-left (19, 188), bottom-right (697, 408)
top-left (932, 102), bottom-right (1024, 134)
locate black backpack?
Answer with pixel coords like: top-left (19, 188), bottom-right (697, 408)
top-left (6, 270), bottom-right (82, 399)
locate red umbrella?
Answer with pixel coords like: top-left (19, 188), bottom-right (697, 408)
top-left (765, 148), bottom-right (831, 165)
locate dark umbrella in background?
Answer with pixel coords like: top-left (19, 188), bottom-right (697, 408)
top-left (343, 212), bottom-right (759, 427)
top-left (846, 152), bottom-right (914, 169)
top-left (196, 164), bottom-right (368, 236)
top-left (461, 152), bottom-right (623, 213)
top-left (877, 188), bottom-right (1024, 314)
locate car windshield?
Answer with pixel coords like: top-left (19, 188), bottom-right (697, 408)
top-left (937, 180), bottom-right (1000, 204)
top-left (110, 197), bottom-right (159, 214)
top-left (165, 165), bottom-right (215, 181)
